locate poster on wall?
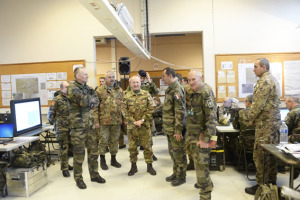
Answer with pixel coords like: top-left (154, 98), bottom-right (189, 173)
top-left (238, 63), bottom-right (258, 98)
top-left (284, 60), bottom-right (300, 96)
top-left (11, 73), bottom-right (48, 105)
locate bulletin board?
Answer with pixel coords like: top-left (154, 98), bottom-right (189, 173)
top-left (215, 53), bottom-right (300, 103)
top-left (0, 60), bottom-right (85, 108)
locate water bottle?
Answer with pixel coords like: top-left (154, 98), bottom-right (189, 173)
top-left (279, 122), bottom-right (288, 146)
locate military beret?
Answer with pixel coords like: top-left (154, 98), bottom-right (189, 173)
top-left (138, 70), bottom-right (146, 78)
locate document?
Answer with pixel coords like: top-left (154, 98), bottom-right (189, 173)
top-left (47, 81), bottom-right (57, 89)
top-left (47, 73), bottom-right (57, 80)
top-left (221, 61), bottom-right (233, 70)
top-left (217, 71), bottom-right (226, 83)
top-left (228, 86), bottom-right (236, 98)
top-left (238, 63), bottom-right (257, 98)
top-left (284, 60), bottom-right (300, 96)
top-left (218, 86), bottom-right (226, 98)
top-left (1, 83), bottom-right (11, 91)
top-left (227, 70), bottom-right (235, 83)
top-left (57, 72), bottom-right (67, 80)
top-left (1, 75), bottom-right (10, 82)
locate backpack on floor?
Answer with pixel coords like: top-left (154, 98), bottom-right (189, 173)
top-left (254, 184), bottom-right (279, 200)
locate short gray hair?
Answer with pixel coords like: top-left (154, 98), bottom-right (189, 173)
top-left (105, 71), bottom-right (115, 78)
top-left (188, 70), bottom-right (202, 79)
top-left (287, 96), bottom-right (299, 104)
top-left (257, 58), bottom-right (270, 71)
top-left (74, 67), bottom-right (84, 79)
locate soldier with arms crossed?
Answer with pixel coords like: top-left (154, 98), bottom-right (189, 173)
top-left (67, 67), bottom-right (105, 189)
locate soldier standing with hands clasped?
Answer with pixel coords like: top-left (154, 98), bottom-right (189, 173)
top-left (162, 67), bottom-right (187, 187)
top-left (245, 58), bottom-right (281, 195)
top-left (67, 67), bottom-right (105, 189)
top-left (95, 71), bottom-right (123, 170)
top-left (122, 75), bottom-right (156, 176)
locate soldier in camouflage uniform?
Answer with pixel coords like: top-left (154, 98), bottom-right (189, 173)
top-left (95, 71), bottom-right (122, 170)
top-left (47, 81), bottom-right (73, 178)
top-left (285, 96), bottom-right (300, 136)
top-left (122, 75), bottom-right (156, 176)
top-left (186, 70), bottom-right (217, 200)
top-left (245, 58), bottom-right (281, 195)
top-left (162, 67), bottom-right (187, 187)
top-left (67, 67), bottom-right (105, 189)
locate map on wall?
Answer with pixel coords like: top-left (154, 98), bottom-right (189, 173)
top-left (11, 73), bottom-right (48, 105)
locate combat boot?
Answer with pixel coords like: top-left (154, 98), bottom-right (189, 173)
top-left (245, 184), bottom-right (259, 195)
top-left (128, 163), bottom-right (138, 176)
top-left (62, 170), bottom-right (70, 177)
top-left (100, 155), bottom-right (108, 170)
top-left (187, 159), bottom-right (195, 170)
top-left (147, 163), bottom-right (157, 175)
top-left (171, 177), bottom-right (186, 186)
top-left (76, 180), bottom-right (87, 189)
top-left (91, 175), bottom-right (106, 184)
top-left (111, 155), bottom-right (121, 168)
top-left (165, 173), bottom-right (176, 182)
top-left (153, 154), bottom-right (158, 161)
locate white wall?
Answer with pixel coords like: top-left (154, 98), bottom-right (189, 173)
top-left (0, 0), bottom-right (300, 92)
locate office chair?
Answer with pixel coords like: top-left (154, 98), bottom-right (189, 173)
top-left (238, 129), bottom-right (256, 181)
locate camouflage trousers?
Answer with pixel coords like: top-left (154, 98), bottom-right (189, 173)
top-left (190, 143), bottom-right (212, 200)
top-left (253, 127), bottom-right (279, 185)
top-left (128, 125), bottom-right (153, 163)
top-left (55, 131), bottom-right (71, 170)
top-left (167, 135), bottom-right (187, 179)
top-left (99, 125), bottom-right (120, 155)
top-left (71, 128), bottom-right (99, 182)
top-left (119, 124), bottom-right (127, 146)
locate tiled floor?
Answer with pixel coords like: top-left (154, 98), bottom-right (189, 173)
top-left (5, 135), bottom-right (299, 200)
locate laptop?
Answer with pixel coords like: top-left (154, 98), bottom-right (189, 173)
top-left (0, 123), bottom-right (14, 143)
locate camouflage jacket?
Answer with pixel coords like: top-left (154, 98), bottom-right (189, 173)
top-left (284, 105), bottom-right (300, 135)
top-left (122, 89), bottom-right (154, 129)
top-left (248, 71), bottom-right (281, 128)
top-left (163, 80), bottom-right (186, 136)
top-left (95, 83), bottom-right (123, 125)
top-left (218, 102), bottom-right (239, 120)
top-left (141, 82), bottom-right (159, 96)
top-left (233, 108), bottom-right (255, 133)
top-left (67, 80), bottom-right (99, 129)
top-left (47, 92), bottom-right (70, 132)
top-left (186, 83), bottom-right (217, 143)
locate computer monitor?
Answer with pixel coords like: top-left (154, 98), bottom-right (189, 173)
top-left (10, 98), bottom-right (42, 137)
top-left (280, 108), bottom-right (289, 121)
top-left (0, 123), bottom-right (14, 142)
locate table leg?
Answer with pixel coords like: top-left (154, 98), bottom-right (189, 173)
top-left (223, 132), bottom-right (226, 170)
top-left (290, 165), bottom-right (294, 188)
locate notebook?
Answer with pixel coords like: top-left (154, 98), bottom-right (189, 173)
top-left (0, 123), bottom-right (14, 143)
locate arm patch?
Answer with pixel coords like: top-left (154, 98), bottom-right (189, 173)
top-left (207, 99), bottom-right (213, 109)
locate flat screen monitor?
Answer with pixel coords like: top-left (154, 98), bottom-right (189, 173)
top-left (280, 108), bottom-right (289, 121)
top-left (0, 123), bottom-right (14, 143)
top-left (10, 98), bottom-right (42, 137)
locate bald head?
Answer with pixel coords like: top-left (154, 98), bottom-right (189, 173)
top-left (188, 70), bottom-right (203, 91)
top-left (60, 81), bottom-right (69, 94)
top-left (130, 75), bottom-right (141, 91)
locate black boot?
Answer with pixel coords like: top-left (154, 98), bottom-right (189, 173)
top-left (166, 173), bottom-right (176, 182)
top-left (111, 155), bottom-right (121, 168)
top-left (171, 177), bottom-right (186, 186)
top-left (62, 170), bottom-right (70, 177)
top-left (245, 184), bottom-right (259, 195)
top-left (147, 163), bottom-right (157, 175)
top-left (128, 163), bottom-right (138, 176)
top-left (68, 165), bottom-right (73, 170)
top-left (100, 155), bottom-right (108, 170)
top-left (187, 159), bottom-right (195, 170)
top-left (76, 180), bottom-right (87, 189)
top-left (153, 154), bottom-right (158, 161)
top-left (194, 183), bottom-right (200, 189)
top-left (91, 175), bottom-right (106, 184)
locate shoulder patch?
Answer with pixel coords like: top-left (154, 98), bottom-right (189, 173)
top-left (174, 94), bottom-right (180, 100)
top-left (206, 99), bottom-right (213, 109)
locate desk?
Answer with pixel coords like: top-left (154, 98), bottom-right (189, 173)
top-left (0, 136), bottom-right (40, 152)
top-left (216, 124), bottom-right (240, 170)
top-left (21, 125), bottom-right (54, 137)
top-left (261, 144), bottom-right (300, 189)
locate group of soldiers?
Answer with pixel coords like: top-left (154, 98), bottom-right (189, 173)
top-left (47, 57), bottom-right (299, 199)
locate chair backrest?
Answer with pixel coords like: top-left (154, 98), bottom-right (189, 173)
top-left (241, 129), bottom-right (255, 151)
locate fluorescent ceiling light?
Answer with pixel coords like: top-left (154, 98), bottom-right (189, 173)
top-left (78, 0), bottom-right (151, 59)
